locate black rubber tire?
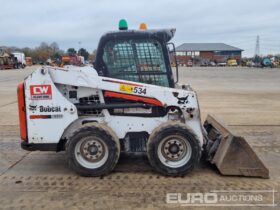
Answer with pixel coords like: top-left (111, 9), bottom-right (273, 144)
top-left (147, 122), bottom-right (201, 176)
top-left (66, 123), bottom-right (120, 177)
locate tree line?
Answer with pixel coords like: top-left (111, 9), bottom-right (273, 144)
top-left (4, 42), bottom-right (97, 63)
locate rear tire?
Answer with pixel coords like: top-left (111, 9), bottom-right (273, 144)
top-left (66, 123), bottom-right (120, 176)
top-left (147, 122), bottom-right (201, 176)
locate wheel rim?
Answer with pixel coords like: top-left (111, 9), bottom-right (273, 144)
top-left (157, 135), bottom-right (192, 168)
top-left (74, 136), bottom-right (109, 169)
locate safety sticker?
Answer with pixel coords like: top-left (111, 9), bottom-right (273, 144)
top-left (119, 84), bottom-right (133, 93)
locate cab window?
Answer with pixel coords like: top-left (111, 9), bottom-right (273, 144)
top-left (102, 39), bottom-right (170, 87)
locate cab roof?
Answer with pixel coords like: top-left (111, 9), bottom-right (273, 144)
top-left (100, 28), bottom-right (176, 43)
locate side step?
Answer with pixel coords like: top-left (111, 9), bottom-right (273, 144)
top-left (204, 115), bottom-right (269, 178)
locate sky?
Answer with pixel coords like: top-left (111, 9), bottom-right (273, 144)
top-left (0, 0), bottom-right (279, 57)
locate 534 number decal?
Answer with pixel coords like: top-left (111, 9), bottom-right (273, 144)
top-left (133, 86), bottom-right (147, 95)
top-left (119, 84), bottom-right (147, 95)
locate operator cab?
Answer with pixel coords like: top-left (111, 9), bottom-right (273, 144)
top-left (94, 20), bottom-right (176, 88)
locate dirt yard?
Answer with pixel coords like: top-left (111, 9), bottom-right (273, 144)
top-left (0, 66), bottom-right (279, 210)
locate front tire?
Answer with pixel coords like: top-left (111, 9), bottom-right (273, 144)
top-left (66, 123), bottom-right (120, 176)
top-left (147, 122), bottom-right (201, 176)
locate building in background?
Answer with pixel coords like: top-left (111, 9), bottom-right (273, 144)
top-left (172, 43), bottom-right (243, 66)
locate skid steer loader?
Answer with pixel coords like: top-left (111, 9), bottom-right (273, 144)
top-left (17, 20), bottom-right (268, 178)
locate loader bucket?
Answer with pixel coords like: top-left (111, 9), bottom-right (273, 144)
top-left (203, 115), bottom-right (269, 178)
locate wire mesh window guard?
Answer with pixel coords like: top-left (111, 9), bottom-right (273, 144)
top-left (103, 39), bottom-right (169, 87)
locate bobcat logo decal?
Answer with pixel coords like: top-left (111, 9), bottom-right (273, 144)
top-left (176, 95), bottom-right (189, 104)
top-left (29, 105), bottom-right (37, 111)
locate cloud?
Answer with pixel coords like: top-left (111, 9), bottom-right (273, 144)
top-left (0, 0), bottom-right (279, 56)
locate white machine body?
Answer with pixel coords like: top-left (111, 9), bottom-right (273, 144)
top-left (22, 65), bottom-right (203, 147)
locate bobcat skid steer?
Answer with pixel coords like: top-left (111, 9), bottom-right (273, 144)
top-left (17, 20), bottom-right (268, 178)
